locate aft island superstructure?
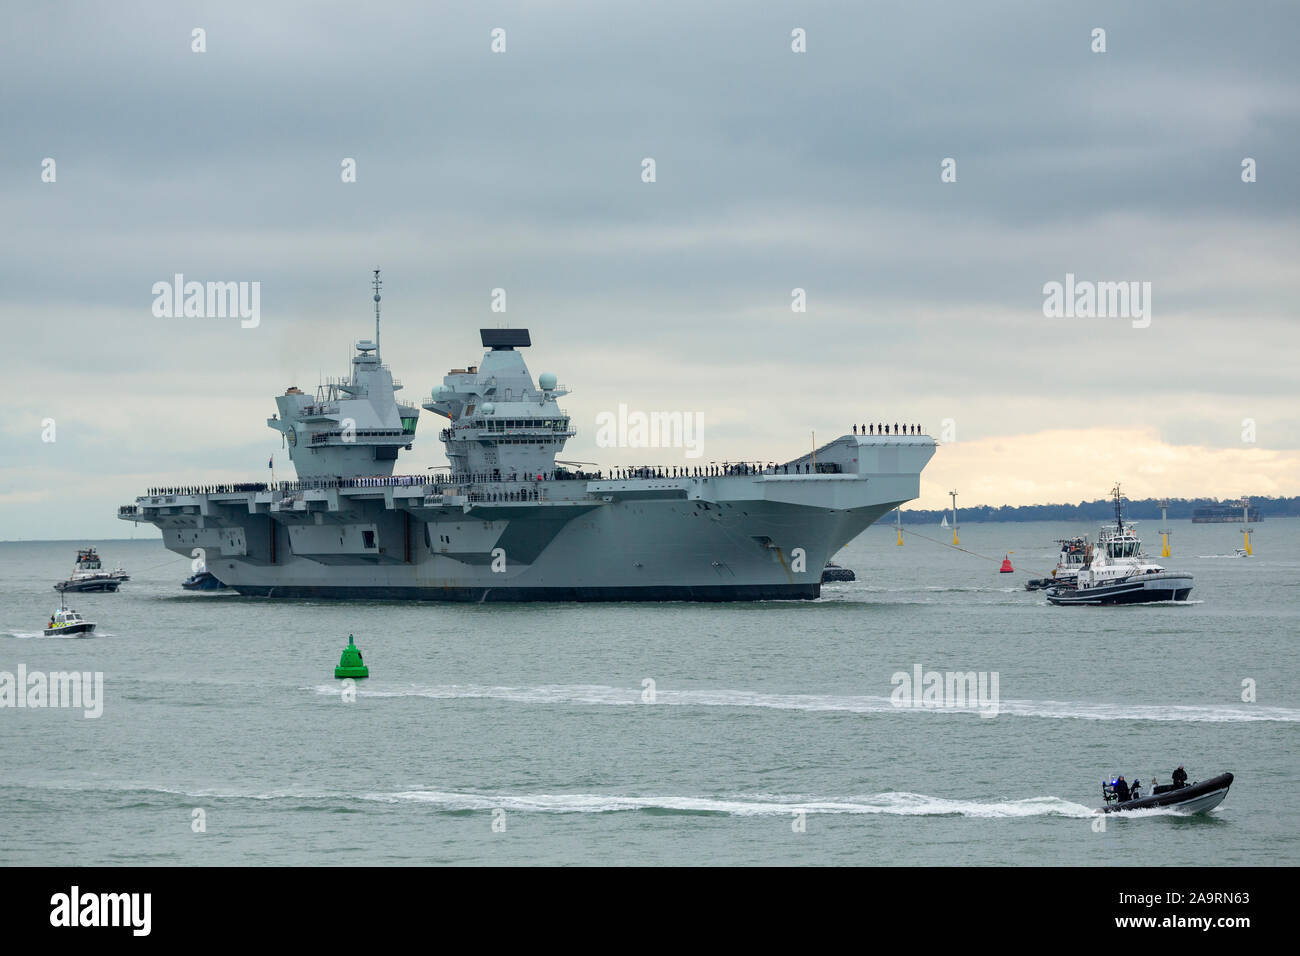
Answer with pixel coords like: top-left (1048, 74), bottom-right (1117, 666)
top-left (119, 275), bottom-right (936, 601)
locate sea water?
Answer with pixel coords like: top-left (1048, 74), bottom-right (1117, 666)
top-left (1, 519), bottom-right (1296, 865)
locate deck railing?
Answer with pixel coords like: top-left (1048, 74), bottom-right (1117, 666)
top-left (133, 460), bottom-right (842, 501)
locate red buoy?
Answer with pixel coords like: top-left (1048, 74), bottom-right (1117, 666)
top-left (999, 554), bottom-right (1014, 573)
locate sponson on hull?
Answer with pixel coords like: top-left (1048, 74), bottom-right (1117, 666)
top-left (118, 272), bottom-right (936, 602)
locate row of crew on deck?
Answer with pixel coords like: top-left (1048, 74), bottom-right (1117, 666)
top-left (148, 477), bottom-right (429, 496)
top-left (612, 462), bottom-right (840, 478)
top-left (341, 475), bottom-right (425, 487)
top-left (854, 423), bottom-right (923, 436)
top-left (466, 488), bottom-right (543, 502)
top-left (147, 459), bottom-right (848, 500)
top-left (147, 483), bottom-right (270, 496)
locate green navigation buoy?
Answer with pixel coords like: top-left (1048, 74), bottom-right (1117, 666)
top-left (334, 635), bottom-right (369, 679)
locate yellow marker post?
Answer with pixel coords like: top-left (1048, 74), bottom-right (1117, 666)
top-left (1241, 497), bottom-right (1253, 556)
top-left (949, 490), bottom-right (959, 546)
top-left (1159, 498), bottom-right (1171, 557)
top-left (896, 508), bottom-right (904, 546)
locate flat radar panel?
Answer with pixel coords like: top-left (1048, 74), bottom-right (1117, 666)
top-left (480, 328), bottom-right (531, 350)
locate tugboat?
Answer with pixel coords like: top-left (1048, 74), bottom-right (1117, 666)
top-left (182, 569), bottom-right (227, 590)
top-left (1046, 486), bottom-right (1193, 606)
top-left (182, 559), bottom-right (227, 591)
top-left (53, 547), bottom-right (129, 593)
top-left (1100, 772), bottom-right (1233, 814)
top-left (820, 562), bottom-right (856, 583)
top-left (1025, 536), bottom-right (1088, 590)
top-left (43, 601), bottom-right (97, 637)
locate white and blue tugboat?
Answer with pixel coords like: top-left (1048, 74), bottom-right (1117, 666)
top-left (182, 555), bottom-right (228, 590)
top-left (1046, 486), bottom-right (1193, 606)
top-left (182, 569), bottom-right (228, 590)
top-left (53, 547), bottom-right (129, 593)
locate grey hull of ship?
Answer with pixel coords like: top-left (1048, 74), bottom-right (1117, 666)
top-left (230, 583), bottom-right (820, 601)
top-left (126, 438), bottom-right (933, 602)
top-left (177, 492), bottom-right (890, 601)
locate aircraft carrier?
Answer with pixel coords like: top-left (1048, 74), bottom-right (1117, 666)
top-left (118, 273), bottom-right (937, 601)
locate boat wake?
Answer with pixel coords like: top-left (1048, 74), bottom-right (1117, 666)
top-left (12, 782), bottom-right (1096, 819)
top-left (364, 790), bottom-right (1097, 819)
top-left (1, 629), bottom-right (107, 639)
top-left (310, 682), bottom-right (1300, 722)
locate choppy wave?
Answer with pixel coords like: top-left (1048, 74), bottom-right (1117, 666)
top-left (310, 682), bottom-right (1300, 723)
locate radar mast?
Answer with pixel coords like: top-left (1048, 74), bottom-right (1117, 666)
top-left (372, 268), bottom-right (382, 361)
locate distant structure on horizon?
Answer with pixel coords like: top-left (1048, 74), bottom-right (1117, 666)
top-left (1192, 503), bottom-right (1261, 523)
top-left (897, 495), bottom-right (1294, 525)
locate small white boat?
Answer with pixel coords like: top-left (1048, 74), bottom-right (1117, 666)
top-left (43, 606), bottom-right (97, 636)
top-left (1233, 547), bottom-right (1249, 558)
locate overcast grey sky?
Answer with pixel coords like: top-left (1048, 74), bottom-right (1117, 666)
top-left (3, 1), bottom-right (1298, 538)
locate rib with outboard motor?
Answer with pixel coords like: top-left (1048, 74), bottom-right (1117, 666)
top-left (1100, 772), bottom-right (1233, 814)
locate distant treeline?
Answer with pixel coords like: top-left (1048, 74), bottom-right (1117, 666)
top-left (898, 496), bottom-right (1300, 524)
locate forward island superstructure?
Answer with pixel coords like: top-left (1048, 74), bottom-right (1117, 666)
top-left (119, 274), bottom-right (936, 601)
